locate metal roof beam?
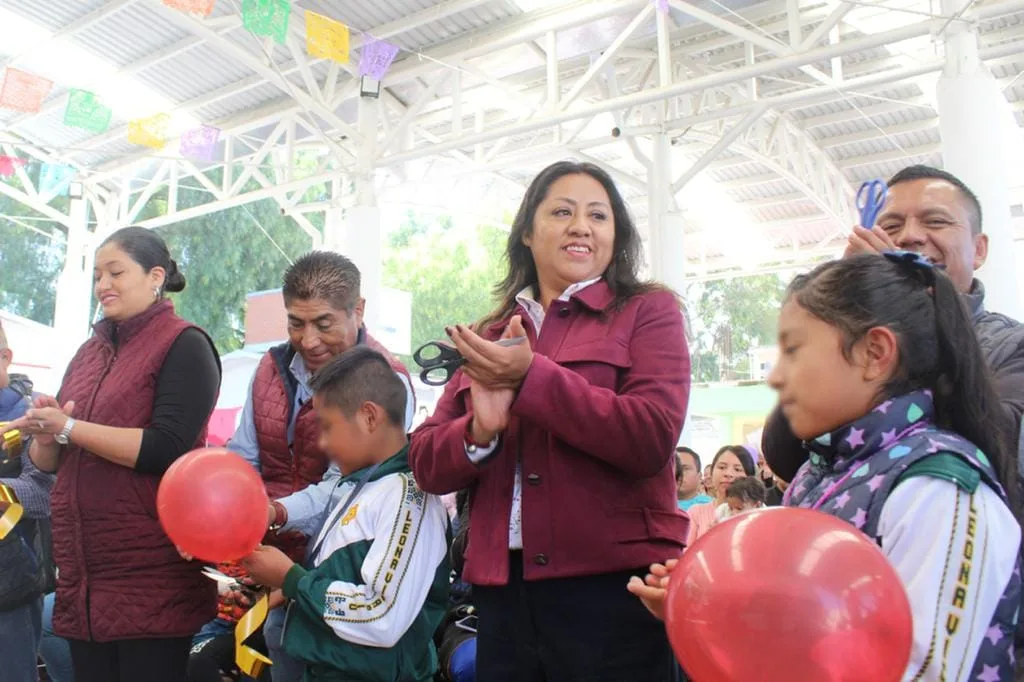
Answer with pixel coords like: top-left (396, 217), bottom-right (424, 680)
top-left (377, 11), bottom-right (954, 166)
top-left (0, 0), bottom-right (141, 71)
top-left (836, 143), bottom-right (940, 170)
top-left (151, 4), bottom-right (362, 145)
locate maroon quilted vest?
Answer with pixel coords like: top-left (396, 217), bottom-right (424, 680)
top-left (51, 300), bottom-right (219, 642)
top-left (252, 331), bottom-right (411, 539)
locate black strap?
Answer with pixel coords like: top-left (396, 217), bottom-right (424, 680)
top-left (305, 461), bottom-right (384, 564)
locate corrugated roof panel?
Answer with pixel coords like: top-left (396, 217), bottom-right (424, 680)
top-left (193, 83), bottom-right (289, 123)
top-left (133, 43), bottom-right (257, 105)
top-left (73, 3), bottom-right (191, 68)
top-left (1, 0), bottom-right (103, 31)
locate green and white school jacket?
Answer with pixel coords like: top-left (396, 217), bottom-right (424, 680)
top-left (280, 447), bottom-right (450, 682)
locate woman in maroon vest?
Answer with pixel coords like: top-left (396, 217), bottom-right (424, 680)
top-left (6, 227), bottom-right (221, 682)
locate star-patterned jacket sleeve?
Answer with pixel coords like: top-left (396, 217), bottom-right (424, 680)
top-left (877, 476), bottom-right (1020, 682)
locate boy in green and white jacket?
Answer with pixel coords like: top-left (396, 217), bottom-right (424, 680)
top-left (243, 346), bottom-right (450, 682)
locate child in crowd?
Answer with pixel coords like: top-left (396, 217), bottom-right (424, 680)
top-left (241, 346), bottom-right (450, 682)
top-left (714, 476), bottom-right (766, 523)
top-left (629, 253), bottom-right (1021, 681)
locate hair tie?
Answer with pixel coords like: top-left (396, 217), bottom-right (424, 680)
top-left (881, 250), bottom-right (939, 287)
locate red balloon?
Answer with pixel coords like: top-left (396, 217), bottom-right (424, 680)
top-left (157, 448), bottom-right (268, 563)
top-left (666, 507), bottom-right (912, 682)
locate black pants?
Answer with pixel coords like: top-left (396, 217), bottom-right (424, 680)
top-left (68, 636), bottom-right (192, 682)
top-left (473, 552), bottom-right (677, 682)
top-left (187, 631), bottom-right (270, 682)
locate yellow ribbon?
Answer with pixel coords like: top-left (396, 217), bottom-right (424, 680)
top-left (235, 592), bottom-right (273, 677)
top-left (0, 423), bottom-right (22, 456)
top-left (0, 483), bottom-right (23, 541)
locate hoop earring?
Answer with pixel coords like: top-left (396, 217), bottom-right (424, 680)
top-left (153, 286), bottom-right (161, 299)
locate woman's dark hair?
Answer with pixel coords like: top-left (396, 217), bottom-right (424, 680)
top-left (711, 445), bottom-right (756, 477)
top-left (479, 160), bottom-right (661, 329)
top-left (787, 254), bottom-right (1016, 509)
top-left (100, 226), bottom-right (186, 294)
top-left (726, 477), bottom-right (767, 505)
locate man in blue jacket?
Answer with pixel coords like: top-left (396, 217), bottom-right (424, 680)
top-left (0, 322), bottom-right (56, 682)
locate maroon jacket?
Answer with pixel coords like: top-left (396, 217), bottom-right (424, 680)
top-left (253, 331), bottom-right (411, 559)
top-left (409, 283), bottom-right (690, 585)
top-left (51, 300), bottom-right (218, 641)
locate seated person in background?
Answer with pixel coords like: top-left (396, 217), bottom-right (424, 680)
top-left (675, 447), bottom-right (712, 511)
top-left (241, 347), bottom-right (449, 682)
top-left (434, 489), bottom-right (476, 682)
top-left (714, 477), bottom-right (767, 522)
top-left (0, 324), bottom-right (56, 682)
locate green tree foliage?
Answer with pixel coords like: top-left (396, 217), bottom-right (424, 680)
top-left (0, 174), bottom-right (68, 325)
top-left (155, 195), bottom-right (313, 353)
top-left (686, 274), bottom-right (787, 382)
top-left (383, 210), bottom-right (507, 366)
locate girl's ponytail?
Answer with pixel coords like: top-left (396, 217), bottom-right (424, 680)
top-left (929, 266), bottom-right (1018, 509)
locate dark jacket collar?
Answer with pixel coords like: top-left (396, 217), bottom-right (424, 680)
top-left (964, 278), bottom-right (986, 323)
top-left (93, 299), bottom-right (175, 346)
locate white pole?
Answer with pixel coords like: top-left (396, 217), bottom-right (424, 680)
top-left (937, 0), bottom-right (1023, 319)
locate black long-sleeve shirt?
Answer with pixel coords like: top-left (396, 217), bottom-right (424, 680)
top-left (135, 328), bottom-right (221, 475)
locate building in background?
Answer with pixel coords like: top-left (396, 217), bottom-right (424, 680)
top-left (679, 381), bottom-right (777, 456)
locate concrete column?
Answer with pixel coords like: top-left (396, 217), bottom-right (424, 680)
top-left (647, 134), bottom-right (685, 292)
top-left (937, 0), bottom-right (1022, 318)
top-left (323, 91), bottom-right (383, 333)
top-left (53, 196), bottom-right (93, 356)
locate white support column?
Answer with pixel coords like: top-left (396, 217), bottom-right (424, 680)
top-left (325, 92), bottom-right (383, 334)
top-left (648, 133), bottom-right (686, 292)
top-left (53, 195), bottom-right (94, 362)
top-left (937, 0), bottom-right (1022, 319)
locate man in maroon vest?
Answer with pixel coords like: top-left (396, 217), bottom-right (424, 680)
top-left (226, 251), bottom-right (413, 682)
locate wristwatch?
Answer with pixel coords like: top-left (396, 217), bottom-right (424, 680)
top-left (55, 418), bottom-right (76, 445)
top-left (268, 501), bottom-right (287, 533)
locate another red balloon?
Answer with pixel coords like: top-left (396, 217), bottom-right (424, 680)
top-left (666, 507), bottom-right (912, 682)
top-left (157, 447), bottom-right (268, 563)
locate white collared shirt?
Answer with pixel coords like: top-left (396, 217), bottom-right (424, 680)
top-left (466, 278), bottom-right (601, 550)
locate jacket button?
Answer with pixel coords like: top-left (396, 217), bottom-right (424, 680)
top-left (557, 307), bottom-right (570, 318)
top-left (526, 473), bottom-right (541, 486)
top-left (533, 553), bottom-right (549, 566)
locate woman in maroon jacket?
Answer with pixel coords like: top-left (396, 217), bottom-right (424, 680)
top-left (409, 161), bottom-right (690, 681)
top-left (3, 227), bottom-right (221, 682)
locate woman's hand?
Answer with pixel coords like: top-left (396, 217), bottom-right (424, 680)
top-left (469, 381), bottom-right (516, 444)
top-left (448, 316), bottom-right (533, 389)
top-left (627, 559), bottom-right (679, 622)
top-left (2, 397), bottom-right (75, 447)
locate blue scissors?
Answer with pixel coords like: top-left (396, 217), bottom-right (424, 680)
top-left (856, 179), bottom-right (888, 228)
top-left (413, 336), bottom-right (526, 386)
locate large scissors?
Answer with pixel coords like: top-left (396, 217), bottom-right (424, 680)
top-left (856, 179), bottom-right (888, 228)
top-left (414, 336), bottom-right (526, 386)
